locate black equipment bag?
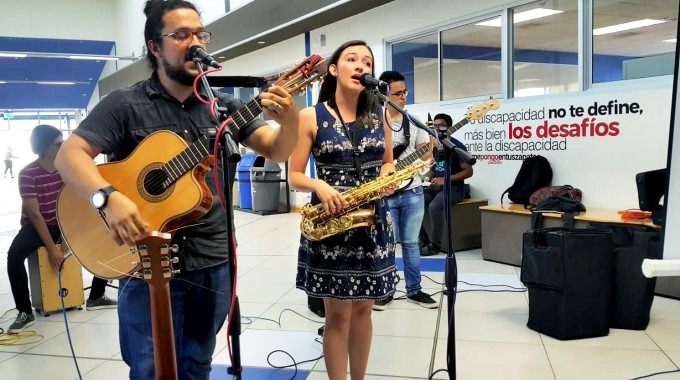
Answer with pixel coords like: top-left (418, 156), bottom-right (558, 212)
top-left (521, 227), bottom-right (613, 340)
top-left (587, 222), bottom-right (662, 330)
top-left (501, 155), bottom-right (552, 205)
top-left (307, 295), bottom-right (325, 318)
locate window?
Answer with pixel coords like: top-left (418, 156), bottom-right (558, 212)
top-left (441, 18), bottom-right (502, 101)
top-left (593, 0), bottom-right (679, 83)
top-left (512, 0), bottom-right (579, 97)
top-left (391, 33), bottom-right (438, 104)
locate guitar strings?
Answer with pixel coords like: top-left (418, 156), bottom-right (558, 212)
top-left (141, 74), bottom-right (312, 195)
top-left (136, 72), bottom-right (317, 197)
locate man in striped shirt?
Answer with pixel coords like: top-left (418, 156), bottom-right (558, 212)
top-left (7, 124), bottom-right (117, 334)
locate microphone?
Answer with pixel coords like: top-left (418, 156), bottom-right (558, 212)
top-left (189, 45), bottom-right (221, 69)
top-left (359, 73), bottom-right (388, 88)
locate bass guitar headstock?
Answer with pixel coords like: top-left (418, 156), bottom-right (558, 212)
top-left (466, 98), bottom-right (500, 121)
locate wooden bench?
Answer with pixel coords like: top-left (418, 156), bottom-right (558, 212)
top-left (479, 204), bottom-right (679, 299)
top-left (423, 198), bottom-right (488, 252)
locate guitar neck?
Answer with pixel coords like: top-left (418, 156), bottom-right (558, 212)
top-left (394, 115), bottom-right (470, 171)
top-left (229, 98), bottom-right (264, 130)
top-left (395, 143), bottom-right (431, 170)
top-left (161, 98), bottom-right (265, 188)
top-left (162, 135), bottom-right (211, 186)
top-left (445, 117), bottom-right (469, 136)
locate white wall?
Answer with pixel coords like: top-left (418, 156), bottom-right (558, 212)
top-left (0, 0), bottom-right (117, 40)
top-left (112, 0), bottom-right (228, 70)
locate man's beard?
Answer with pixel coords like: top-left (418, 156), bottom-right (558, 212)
top-left (163, 59), bottom-right (196, 86)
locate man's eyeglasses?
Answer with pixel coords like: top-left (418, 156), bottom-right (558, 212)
top-left (390, 89), bottom-right (409, 98)
top-left (157, 29), bottom-right (212, 44)
top-left (433, 123), bottom-right (449, 128)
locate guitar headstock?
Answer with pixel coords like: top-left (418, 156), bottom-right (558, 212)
top-left (275, 55), bottom-right (328, 96)
top-left (466, 98), bottom-right (500, 121)
top-left (135, 231), bottom-right (177, 287)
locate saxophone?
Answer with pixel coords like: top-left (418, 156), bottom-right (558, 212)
top-left (300, 160), bottom-right (431, 241)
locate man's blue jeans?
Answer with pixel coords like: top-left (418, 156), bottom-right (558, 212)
top-left (386, 186), bottom-right (425, 296)
top-left (118, 261), bottom-right (231, 380)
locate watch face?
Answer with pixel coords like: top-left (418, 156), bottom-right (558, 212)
top-left (91, 191), bottom-right (106, 208)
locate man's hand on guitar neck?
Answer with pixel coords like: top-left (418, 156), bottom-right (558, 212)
top-left (104, 192), bottom-right (149, 246)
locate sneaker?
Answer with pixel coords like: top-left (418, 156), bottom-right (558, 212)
top-left (8, 312), bottom-right (36, 334)
top-left (407, 291), bottom-right (438, 309)
top-left (86, 295), bottom-right (118, 311)
top-left (372, 295), bottom-right (393, 311)
top-left (420, 243), bottom-right (440, 257)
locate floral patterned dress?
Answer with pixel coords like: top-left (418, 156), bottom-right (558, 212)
top-left (296, 102), bottom-right (397, 300)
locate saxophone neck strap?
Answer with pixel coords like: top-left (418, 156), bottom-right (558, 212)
top-left (329, 97), bottom-right (362, 174)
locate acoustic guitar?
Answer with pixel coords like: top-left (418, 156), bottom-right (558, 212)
top-left (57, 55), bottom-right (328, 279)
top-left (393, 98), bottom-right (500, 189)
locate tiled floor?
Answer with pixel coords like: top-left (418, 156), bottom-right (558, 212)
top-left (0, 176), bottom-right (679, 379)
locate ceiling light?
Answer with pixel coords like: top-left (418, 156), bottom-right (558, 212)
top-left (36, 81), bottom-right (76, 85)
top-left (0, 50), bottom-right (138, 61)
top-left (0, 52), bottom-right (28, 58)
top-left (593, 19), bottom-right (667, 36)
top-left (257, 41), bottom-right (266, 44)
top-left (68, 55), bottom-right (120, 61)
top-left (663, 38), bottom-right (677, 43)
top-left (476, 8), bottom-right (564, 27)
top-left (0, 81), bottom-right (6, 84)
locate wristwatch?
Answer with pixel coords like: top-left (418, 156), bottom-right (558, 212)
top-left (90, 186), bottom-right (117, 210)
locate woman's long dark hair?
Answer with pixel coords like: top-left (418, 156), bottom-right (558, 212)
top-left (318, 40), bottom-right (379, 127)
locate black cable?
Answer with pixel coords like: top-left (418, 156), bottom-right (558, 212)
top-left (428, 368), bottom-right (449, 380)
top-left (422, 274), bottom-right (527, 291)
top-left (631, 369), bottom-right (680, 379)
top-left (58, 254), bottom-right (82, 380)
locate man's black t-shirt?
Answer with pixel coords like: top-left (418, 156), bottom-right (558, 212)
top-left (75, 73), bottom-right (267, 271)
top-left (431, 137), bottom-right (468, 191)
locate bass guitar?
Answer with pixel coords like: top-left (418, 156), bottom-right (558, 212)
top-left (57, 55), bottom-right (328, 279)
top-left (393, 98), bottom-right (500, 189)
top-left (134, 232), bottom-right (178, 380)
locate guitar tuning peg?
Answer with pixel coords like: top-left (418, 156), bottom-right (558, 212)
top-left (172, 269), bottom-right (181, 275)
top-left (170, 244), bottom-right (180, 253)
top-left (171, 257), bottom-right (180, 264)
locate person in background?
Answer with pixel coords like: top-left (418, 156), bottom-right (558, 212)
top-left (289, 40), bottom-right (397, 380)
top-left (419, 113), bottom-right (473, 256)
top-left (7, 124), bottom-right (117, 334)
top-left (5, 146), bottom-right (17, 178)
top-left (373, 70), bottom-right (438, 312)
top-left (54, 1), bottom-right (299, 378)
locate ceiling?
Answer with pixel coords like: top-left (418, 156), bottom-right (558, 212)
top-left (0, 36), bottom-right (115, 110)
top-left (1, 0), bottom-right (678, 111)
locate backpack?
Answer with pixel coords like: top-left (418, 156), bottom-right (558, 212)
top-left (529, 185), bottom-right (582, 208)
top-left (501, 155), bottom-right (552, 205)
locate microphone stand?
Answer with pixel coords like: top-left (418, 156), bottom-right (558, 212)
top-left (194, 60), bottom-right (243, 380)
top-left (369, 87), bottom-right (460, 379)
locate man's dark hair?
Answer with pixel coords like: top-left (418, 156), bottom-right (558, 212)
top-left (144, 0), bottom-right (200, 70)
top-left (378, 70), bottom-right (405, 96)
top-left (378, 70), bottom-right (405, 84)
top-left (318, 40), bottom-right (379, 128)
top-left (30, 124), bottom-right (62, 157)
top-left (434, 113), bottom-right (453, 127)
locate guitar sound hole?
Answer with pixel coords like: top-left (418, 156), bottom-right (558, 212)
top-left (144, 169), bottom-right (169, 196)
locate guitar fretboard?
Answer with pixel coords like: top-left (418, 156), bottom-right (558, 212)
top-left (162, 135), bottom-right (212, 188)
top-left (159, 99), bottom-right (266, 189)
top-left (395, 117), bottom-right (470, 170)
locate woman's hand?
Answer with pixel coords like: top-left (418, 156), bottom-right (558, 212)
top-left (313, 180), bottom-right (348, 215)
